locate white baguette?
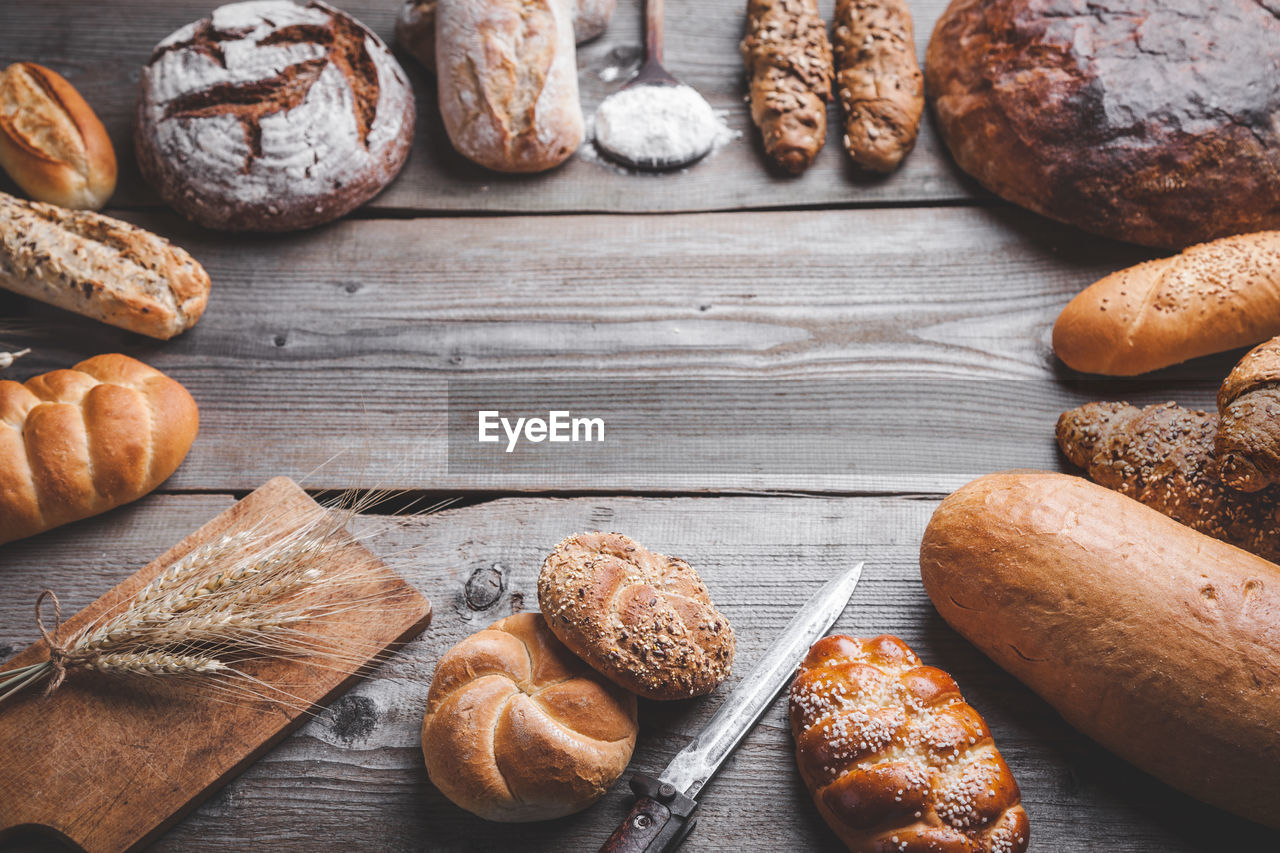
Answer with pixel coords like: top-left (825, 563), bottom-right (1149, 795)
top-left (0, 192), bottom-right (209, 339)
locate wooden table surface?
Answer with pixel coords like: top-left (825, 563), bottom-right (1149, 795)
top-left (0, 1), bottom-right (1273, 851)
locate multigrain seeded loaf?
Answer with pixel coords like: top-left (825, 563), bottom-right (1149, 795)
top-left (0, 192), bottom-right (209, 339)
top-left (420, 612), bottom-right (637, 822)
top-left (920, 471), bottom-right (1280, 829)
top-left (135, 0), bottom-right (414, 232)
top-left (394, 0), bottom-right (615, 70)
top-left (1217, 336), bottom-right (1280, 492)
top-left (1056, 401), bottom-right (1280, 562)
top-left (538, 532), bottom-right (734, 700)
top-left (740, 0), bottom-right (834, 175)
top-left (435, 0), bottom-right (584, 173)
top-left (0, 354), bottom-right (199, 545)
top-left (790, 634), bottom-right (1029, 853)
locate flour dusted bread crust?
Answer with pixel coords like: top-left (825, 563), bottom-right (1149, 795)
top-left (927, 0), bottom-right (1280, 248)
top-left (920, 471), bottom-right (1280, 828)
top-left (0, 62), bottom-right (116, 210)
top-left (0, 354), bottom-right (199, 545)
top-left (395, 0), bottom-right (615, 70)
top-left (538, 532), bottom-right (734, 700)
top-left (136, 0), bottom-right (414, 232)
top-left (420, 612), bottom-right (637, 822)
top-left (436, 0), bottom-right (584, 173)
top-left (1053, 231), bottom-right (1280, 376)
top-left (790, 634), bottom-right (1029, 853)
top-left (0, 192), bottom-right (209, 339)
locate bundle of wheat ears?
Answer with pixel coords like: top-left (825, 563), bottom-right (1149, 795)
top-left (0, 495), bottom-right (436, 708)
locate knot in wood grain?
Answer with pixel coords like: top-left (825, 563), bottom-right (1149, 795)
top-left (464, 564), bottom-right (506, 611)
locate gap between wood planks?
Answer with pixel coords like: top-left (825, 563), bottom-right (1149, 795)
top-left (150, 486), bottom-right (951, 515)
top-left (92, 195), bottom-right (1009, 222)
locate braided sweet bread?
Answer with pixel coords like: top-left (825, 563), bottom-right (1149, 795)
top-left (538, 532), bottom-right (734, 700)
top-left (790, 634), bottom-right (1029, 853)
top-left (0, 354), bottom-right (199, 545)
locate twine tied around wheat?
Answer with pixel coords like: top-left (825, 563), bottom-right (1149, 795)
top-left (34, 590), bottom-right (70, 693)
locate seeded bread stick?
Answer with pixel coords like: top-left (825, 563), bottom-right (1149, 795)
top-left (740, 0), bottom-right (834, 174)
top-left (833, 0), bottom-right (923, 172)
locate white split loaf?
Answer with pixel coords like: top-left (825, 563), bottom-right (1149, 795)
top-left (435, 0), bottom-right (584, 173)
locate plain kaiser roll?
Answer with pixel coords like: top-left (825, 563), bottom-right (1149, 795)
top-left (420, 612), bottom-right (637, 822)
top-left (919, 470), bottom-right (1280, 828)
top-left (1053, 231), bottom-right (1280, 376)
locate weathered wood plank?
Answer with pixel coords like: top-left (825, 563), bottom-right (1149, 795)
top-left (2, 494), bottom-right (1273, 851)
top-left (1, 205), bottom-right (1215, 494)
top-left (0, 0), bottom-right (976, 214)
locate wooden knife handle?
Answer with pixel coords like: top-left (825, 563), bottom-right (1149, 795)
top-left (598, 774), bottom-right (698, 853)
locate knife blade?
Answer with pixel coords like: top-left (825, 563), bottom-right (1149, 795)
top-left (597, 561), bottom-right (864, 853)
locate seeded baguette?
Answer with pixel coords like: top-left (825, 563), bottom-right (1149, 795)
top-left (0, 191), bottom-right (209, 339)
top-left (740, 0), bottom-right (834, 174)
top-left (920, 471), bottom-right (1280, 829)
top-left (1054, 231), bottom-right (1280, 376)
top-left (832, 0), bottom-right (923, 172)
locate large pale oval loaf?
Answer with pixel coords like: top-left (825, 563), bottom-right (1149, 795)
top-left (920, 470), bottom-right (1280, 828)
top-left (538, 532), bottom-right (735, 700)
top-left (0, 354), bottom-right (199, 545)
top-left (420, 612), bottom-right (637, 822)
top-left (790, 634), bottom-right (1029, 853)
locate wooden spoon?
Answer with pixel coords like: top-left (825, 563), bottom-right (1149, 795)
top-left (593, 0), bottom-right (720, 171)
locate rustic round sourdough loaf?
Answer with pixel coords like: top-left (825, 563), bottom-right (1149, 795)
top-left (927, 0), bottom-right (1280, 248)
top-left (136, 0), bottom-right (414, 232)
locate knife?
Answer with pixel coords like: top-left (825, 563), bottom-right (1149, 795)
top-left (597, 561), bottom-right (865, 853)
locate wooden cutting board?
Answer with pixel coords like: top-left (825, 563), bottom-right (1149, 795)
top-left (0, 477), bottom-right (433, 853)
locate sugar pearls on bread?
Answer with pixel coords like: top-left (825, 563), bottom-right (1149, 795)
top-left (135, 0), bottom-right (414, 232)
top-left (537, 532), bottom-right (734, 701)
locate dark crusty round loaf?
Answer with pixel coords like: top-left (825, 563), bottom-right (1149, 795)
top-left (136, 0), bottom-right (414, 232)
top-left (538, 532), bottom-right (735, 701)
top-left (927, 0), bottom-right (1280, 249)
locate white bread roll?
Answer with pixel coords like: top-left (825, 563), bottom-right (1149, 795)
top-left (435, 0), bottom-right (584, 173)
top-left (0, 354), bottom-right (199, 545)
top-left (0, 62), bottom-right (117, 210)
top-left (420, 612), bottom-right (637, 822)
top-left (1053, 231), bottom-right (1280, 375)
top-left (920, 471), bottom-right (1280, 828)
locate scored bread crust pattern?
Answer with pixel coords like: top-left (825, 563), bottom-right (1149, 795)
top-left (538, 532), bottom-right (735, 700)
top-left (789, 635), bottom-right (1029, 853)
top-left (0, 354), bottom-right (199, 545)
top-left (421, 612), bottom-right (637, 822)
top-left (135, 0), bottom-right (413, 231)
